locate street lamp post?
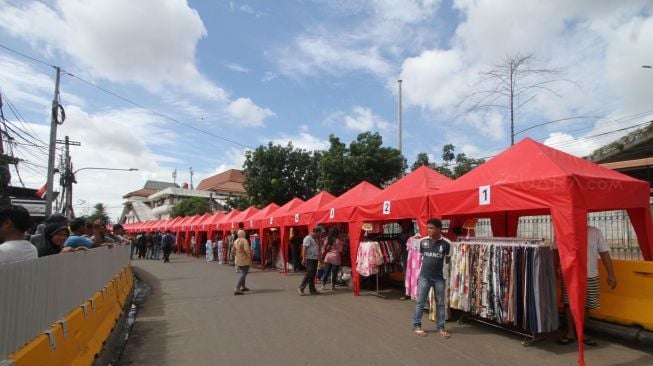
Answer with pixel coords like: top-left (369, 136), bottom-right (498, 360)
top-left (64, 167), bottom-right (139, 218)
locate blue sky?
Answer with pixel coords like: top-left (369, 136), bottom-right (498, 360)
top-left (0, 0), bottom-right (652, 219)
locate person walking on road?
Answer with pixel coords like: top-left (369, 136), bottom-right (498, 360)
top-left (320, 226), bottom-right (343, 291)
top-left (298, 226), bottom-right (322, 296)
top-left (412, 218), bottom-right (451, 339)
top-left (233, 230), bottom-right (252, 295)
top-left (161, 230), bottom-right (175, 263)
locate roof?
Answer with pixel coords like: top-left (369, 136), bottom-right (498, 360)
top-left (143, 180), bottom-right (178, 190)
top-left (196, 169), bottom-right (246, 194)
top-left (123, 188), bottom-right (158, 199)
top-left (352, 165), bottom-right (453, 222)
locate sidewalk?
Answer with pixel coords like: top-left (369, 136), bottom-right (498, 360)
top-left (121, 255), bottom-right (652, 366)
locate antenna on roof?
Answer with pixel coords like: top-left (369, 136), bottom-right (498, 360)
top-left (172, 168), bottom-right (177, 185)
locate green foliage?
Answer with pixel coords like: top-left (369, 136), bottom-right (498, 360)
top-left (411, 152), bottom-right (437, 171)
top-left (224, 194), bottom-right (251, 211)
top-left (171, 197), bottom-right (210, 218)
top-left (87, 202), bottom-right (111, 224)
top-left (317, 132), bottom-right (406, 195)
top-left (243, 142), bottom-right (319, 207)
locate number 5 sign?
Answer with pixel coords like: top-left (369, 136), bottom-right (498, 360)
top-left (479, 185), bottom-right (491, 205)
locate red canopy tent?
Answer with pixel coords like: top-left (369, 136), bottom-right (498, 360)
top-left (314, 181), bottom-right (382, 224)
top-left (245, 203), bottom-right (280, 269)
top-left (205, 212), bottom-right (226, 240)
top-left (428, 138), bottom-right (653, 365)
top-left (182, 214), bottom-right (203, 255)
top-left (348, 166), bottom-right (453, 295)
top-left (161, 216), bottom-right (183, 233)
top-left (217, 210), bottom-right (241, 237)
top-left (261, 198), bottom-right (305, 272)
top-left (173, 216), bottom-right (195, 250)
top-left (228, 206), bottom-right (259, 230)
top-left (280, 192), bottom-right (336, 273)
top-left (191, 213), bottom-right (213, 254)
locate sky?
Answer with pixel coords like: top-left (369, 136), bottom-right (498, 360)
top-left (0, 0), bottom-right (651, 220)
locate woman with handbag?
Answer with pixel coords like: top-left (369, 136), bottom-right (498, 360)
top-left (320, 227), bottom-right (343, 291)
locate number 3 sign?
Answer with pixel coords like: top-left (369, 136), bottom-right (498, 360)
top-left (479, 185), bottom-right (491, 205)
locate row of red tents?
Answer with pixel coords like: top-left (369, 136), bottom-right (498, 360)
top-left (121, 138), bottom-right (652, 365)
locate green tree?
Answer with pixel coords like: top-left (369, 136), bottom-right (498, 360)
top-left (224, 194), bottom-right (251, 211)
top-left (411, 152), bottom-right (437, 171)
top-left (243, 142), bottom-right (319, 206)
top-left (171, 197), bottom-right (210, 217)
top-left (317, 135), bottom-right (348, 195)
top-left (436, 144), bottom-right (455, 177)
top-left (452, 153), bottom-right (485, 178)
top-left (317, 132), bottom-right (405, 194)
top-left (88, 203), bottom-right (111, 224)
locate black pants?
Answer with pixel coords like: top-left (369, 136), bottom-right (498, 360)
top-left (138, 245), bottom-right (146, 258)
top-left (291, 244), bottom-right (302, 271)
top-left (299, 259), bottom-right (318, 293)
top-left (163, 247), bottom-right (172, 262)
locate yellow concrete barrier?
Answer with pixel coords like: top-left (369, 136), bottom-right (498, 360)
top-left (7, 265), bottom-right (133, 365)
top-left (591, 260), bottom-right (653, 331)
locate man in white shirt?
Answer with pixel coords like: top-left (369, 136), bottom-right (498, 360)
top-left (0, 205), bottom-right (38, 264)
top-left (554, 226), bottom-right (617, 346)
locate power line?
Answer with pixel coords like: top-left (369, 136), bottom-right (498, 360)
top-left (0, 44), bottom-right (57, 69)
top-left (0, 42), bottom-right (254, 150)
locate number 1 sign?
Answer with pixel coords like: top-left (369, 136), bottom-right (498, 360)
top-left (479, 185), bottom-right (491, 205)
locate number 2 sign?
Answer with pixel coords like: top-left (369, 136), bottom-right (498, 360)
top-left (479, 185), bottom-right (491, 205)
top-left (382, 201), bottom-right (391, 215)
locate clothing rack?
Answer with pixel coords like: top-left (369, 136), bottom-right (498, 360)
top-left (360, 228), bottom-right (387, 298)
top-left (450, 238), bottom-right (555, 346)
top-left (456, 314), bottom-right (547, 346)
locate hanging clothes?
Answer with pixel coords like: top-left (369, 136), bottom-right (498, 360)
top-left (447, 238), bottom-right (558, 334)
top-left (404, 235), bottom-right (422, 299)
top-left (356, 241), bottom-right (384, 277)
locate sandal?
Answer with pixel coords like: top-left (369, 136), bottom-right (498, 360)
top-left (234, 291), bottom-right (244, 296)
top-left (439, 330), bottom-right (451, 339)
top-left (556, 337), bottom-right (574, 345)
top-left (414, 328), bottom-right (427, 337)
top-left (583, 337), bottom-right (598, 347)
top-left (241, 287), bottom-right (250, 292)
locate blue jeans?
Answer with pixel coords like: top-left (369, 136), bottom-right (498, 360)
top-left (412, 277), bottom-right (446, 330)
top-left (321, 263), bottom-right (339, 287)
top-left (236, 266), bottom-right (249, 290)
top-left (152, 245), bottom-right (160, 260)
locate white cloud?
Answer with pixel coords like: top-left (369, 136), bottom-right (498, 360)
top-left (0, 55), bottom-right (55, 109)
top-left (229, 2), bottom-right (268, 18)
top-left (226, 63), bottom-right (250, 73)
top-left (227, 98), bottom-right (275, 126)
top-left (0, 0), bottom-right (225, 100)
top-left (261, 71), bottom-right (278, 83)
top-left (269, 131), bottom-right (329, 151)
top-left (275, 0), bottom-right (441, 78)
top-left (341, 106), bottom-right (391, 133)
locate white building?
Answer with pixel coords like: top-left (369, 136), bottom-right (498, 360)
top-left (120, 170), bottom-right (246, 223)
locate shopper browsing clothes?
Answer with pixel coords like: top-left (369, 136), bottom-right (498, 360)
top-left (298, 226), bottom-right (322, 295)
top-left (412, 218), bottom-right (451, 339)
top-left (554, 226), bottom-right (617, 346)
top-left (233, 230), bottom-right (252, 295)
top-left (320, 226), bottom-right (343, 291)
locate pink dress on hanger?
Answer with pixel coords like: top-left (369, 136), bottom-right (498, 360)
top-left (405, 235), bottom-right (422, 299)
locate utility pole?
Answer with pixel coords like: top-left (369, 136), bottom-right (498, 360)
top-left (0, 93), bottom-right (18, 207)
top-left (56, 136), bottom-right (80, 218)
top-left (189, 167), bottom-right (194, 190)
top-left (45, 66), bottom-right (62, 217)
top-left (397, 79), bottom-right (403, 154)
top-left (172, 168), bottom-right (177, 185)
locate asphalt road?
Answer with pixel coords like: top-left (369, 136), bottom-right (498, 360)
top-left (120, 255), bottom-right (652, 366)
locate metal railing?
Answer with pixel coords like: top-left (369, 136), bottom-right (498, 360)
top-left (0, 244), bottom-right (130, 360)
top-left (473, 210), bottom-right (644, 261)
